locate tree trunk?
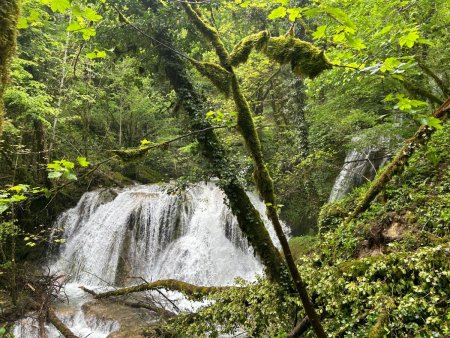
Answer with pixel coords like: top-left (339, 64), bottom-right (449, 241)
top-left (180, 4), bottom-right (327, 337)
top-left (0, 0), bottom-right (20, 137)
top-left (153, 28), bottom-right (285, 282)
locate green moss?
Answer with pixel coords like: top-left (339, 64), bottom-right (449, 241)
top-left (229, 31), bottom-right (270, 67)
top-left (191, 60), bottom-right (231, 96)
top-left (0, 0), bottom-right (20, 136)
top-left (181, 3), bottom-right (230, 66)
top-left (265, 36), bottom-right (331, 79)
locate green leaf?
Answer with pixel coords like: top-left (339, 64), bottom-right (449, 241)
top-left (286, 8), bottom-right (302, 22)
top-left (61, 160), bottom-right (75, 169)
top-left (380, 57), bottom-right (401, 73)
top-left (81, 27), bottom-right (96, 40)
top-left (96, 50), bottom-right (106, 58)
top-left (322, 6), bottom-right (356, 30)
top-left (375, 24), bottom-right (393, 36)
top-left (312, 25), bottom-right (327, 40)
top-left (83, 8), bottom-right (102, 22)
top-left (268, 6), bottom-right (287, 20)
top-left (417, 38), bottom-right (434, 46)
top-left (399, 29), bottom-right (420, 48)
top-left (0, 205), bottom-right (9, 214)
top-left (421, 116), bottom-right (442, 130)
top-left (48, 171), bottom-right (63, 179)
top-left (66, 21), bottom-right (82, 32)
top-left (302, 8), bottom-right (321, 17)
top-left (345, 34), bottom-right (366, 49)
top-left (49, 0), bottom-right (70, 13)
top-left (17, 17), bottom-right (29, 29)
top-left (64, 172), bottom-right (78, 181)
top-left (11, 194), bottom-right (27, 202)
top-left (77, 157), bottom-right (90, 167)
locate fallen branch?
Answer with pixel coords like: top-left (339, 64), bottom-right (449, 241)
top-left (47, 308), bottom-right (78, 338)
top-left (80, 279), bottom-right (229, 301)
top-left (346, 96), bottom-right (450, 223)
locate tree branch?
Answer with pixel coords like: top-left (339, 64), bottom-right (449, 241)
top-left (80, 279), bottom-right (230, 301)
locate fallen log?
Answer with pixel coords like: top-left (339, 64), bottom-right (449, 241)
top-left (346, 96), bottom-right (450, 223)
top-left (80, 279), bottom-right (229, 301)
top-left (47, 308), bottom-right (78, 338)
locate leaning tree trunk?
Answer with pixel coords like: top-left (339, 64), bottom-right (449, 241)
top-left (0, 0), bottom-right (20, 137)
top-left (180, 4), bottom-right (327, 337)
top-left (346, 96), bottom-right (450, 223)
top-left (152, 28), bottom-right (286, 283)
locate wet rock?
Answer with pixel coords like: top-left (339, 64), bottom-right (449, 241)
top-left (82, 299), bottom-right (159, 338)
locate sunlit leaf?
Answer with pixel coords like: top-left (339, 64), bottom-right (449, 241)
top-left (268, 6), bottom-right (287, 20)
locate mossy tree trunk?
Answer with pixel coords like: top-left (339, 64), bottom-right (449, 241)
top-left (0, 0), bottom-right (20, 137)
top-left (181, 4), bottom-right (327, 337)
top-left (152, 27), bottom-right (285, 282)
top-left (346, 96), bottom-right (450, 223)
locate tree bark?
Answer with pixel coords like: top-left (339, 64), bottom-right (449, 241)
top-left (346, 96), bottom-right (450, 222)
top-left (47, 308), bottom-right (79, 338)
top-left (0, 0), bottom-right (20, 137)
top-left (81, 279), bottom-right (229, 301)
top-left (180, 4), bottom-right (326, 337)
top-left (287, 316), bottom-right (310, 337)
top-left (152, 27), bottom-right (286, 282)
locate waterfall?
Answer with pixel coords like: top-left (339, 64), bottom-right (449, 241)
top-left (329, 147), bottom-right (389, 203)
top-left (15, 182), bottom-right (288, 337)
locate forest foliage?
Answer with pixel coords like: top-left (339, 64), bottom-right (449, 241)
top-left (0, 0), bottom-right (449, 337)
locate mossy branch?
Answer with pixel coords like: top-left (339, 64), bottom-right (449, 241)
top-left (111, 125), bottom-right (229, 161)
top-left (190, 60), bottom-right (232, 96)
top-left (80, 279), bottom-right (230, 301)
top-left (346, 96), bottom-right (450, 223)
top-left (230, 31), bottom-right (331, 79)
top-left (229, 31), bottom-right (270, 67)
top-left (181, 2), bottom-right (230, 66)
top-left (265, 36), bottom-right (332, 79)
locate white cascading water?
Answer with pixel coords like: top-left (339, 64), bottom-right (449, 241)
top-left (14, 182), bottom-right (287, 337)
top-left (329, 147), bottom-right (389, 203)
